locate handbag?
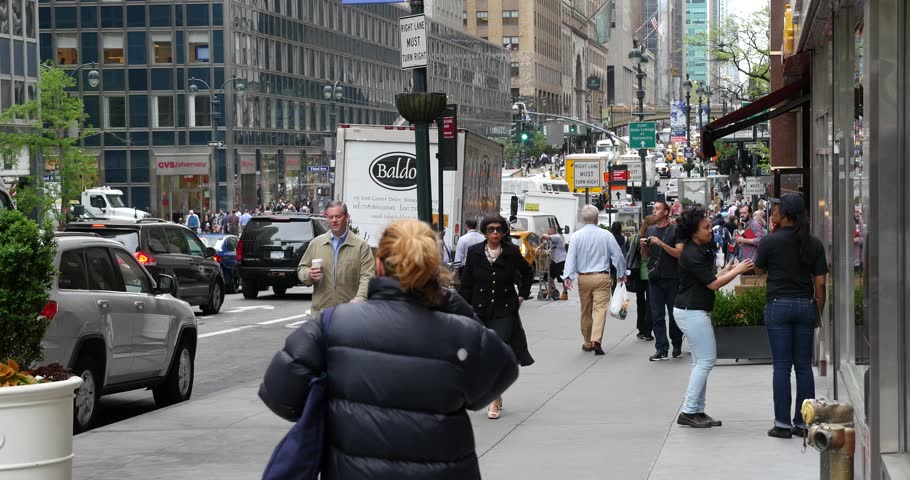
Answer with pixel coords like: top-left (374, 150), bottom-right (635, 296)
top-left (262, 306), bottom-right (337, 480)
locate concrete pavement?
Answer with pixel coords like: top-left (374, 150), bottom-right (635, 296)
top-left (73, 290), bottom-right (824, 479)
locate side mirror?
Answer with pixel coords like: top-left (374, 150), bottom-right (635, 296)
top-left (205, 247), bottom-right (216, 258)
top-left (564, 225), bottom-right (570, 235)
top-left (153, 274), bottom-right (177, 296)
top-left (73, 204), bottom-right (85, 216)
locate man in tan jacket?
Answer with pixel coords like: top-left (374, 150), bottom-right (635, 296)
top-left (297, 201), bottom-right (375, 312)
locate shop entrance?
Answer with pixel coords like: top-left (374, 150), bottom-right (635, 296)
top-left (158, 175), bottom-right (211, 223)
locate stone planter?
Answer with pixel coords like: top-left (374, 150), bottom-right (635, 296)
top-left (0, 376), bottom-right (83, 480)
top-left (715, 325), bottom-right (771, 361)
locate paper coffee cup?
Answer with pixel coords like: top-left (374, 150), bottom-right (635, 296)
top-left (312, 258), bottom-right (323, 269)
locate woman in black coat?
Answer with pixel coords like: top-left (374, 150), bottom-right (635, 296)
top-left (259, 220), bottom-right (518, 480)
top-left (458, 214), bottom-right (534, 420)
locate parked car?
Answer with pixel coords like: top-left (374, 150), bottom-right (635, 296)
top-left (199, 233), bottom-right (241, 294)
top-left (64, 218), bottom-right (225, 314)
top-left (237, 213), bottom-right (329, 298)
top-left (43, 232), bottom-right (198, 433)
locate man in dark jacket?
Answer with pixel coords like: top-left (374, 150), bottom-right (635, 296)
top-left (259, 276), bottom-right (518, 480)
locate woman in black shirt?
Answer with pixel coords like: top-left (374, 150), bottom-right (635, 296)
top-left (754, 194), bottom-right (828, 439)
top-left (674, 207), bottom-right (754, 428)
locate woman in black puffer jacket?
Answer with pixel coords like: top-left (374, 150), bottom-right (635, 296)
top-left (259, 219), bottom-right (519, 480)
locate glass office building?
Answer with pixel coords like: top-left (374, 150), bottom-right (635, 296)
top-left (0, 0), bottom-right (40, 180)
top-left (39, 0), bottom-right (510, 217)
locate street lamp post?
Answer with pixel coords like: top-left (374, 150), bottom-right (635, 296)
top-left (682, 75), bottom-right (695, 178)
top-left (189, 76), bottom-right (246, 212)
top-left (628, 41), bottom-right (649, 226)
top-left (704, 86), bottom-right (712, 122)
top-left (323, 81), bottom-right (343, 203)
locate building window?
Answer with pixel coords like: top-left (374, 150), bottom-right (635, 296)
top-left (189, 94), bottom-right (210, 127)
top-left (503, 36), bottom-right (519, 50)
top-left (56, 34), bottom-right (78, 65)
top-left (476, 10), bottom-right (488, 25)
top-left (462, 11), bottom-right (467, 27)
top-left (153, 95), bottom-right (174, 127)
top-left (104, 96), bottom-right (126, 128)
top-left (151, 32), bottom-right (172, 63)
top-left (502, 10), bottom-right (519, 25)
top-left (102, 33), bottom-right (124, 64)
top-left (188, 32), bottom-right (209, 63)
top-left (510, 61), bottom-right (519, 77)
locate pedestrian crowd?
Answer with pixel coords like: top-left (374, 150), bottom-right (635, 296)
top-left (255, 192), bottom-right (828, 479)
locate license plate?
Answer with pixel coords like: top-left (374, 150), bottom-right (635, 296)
top-left (270, 251), bottom-right (284, 259)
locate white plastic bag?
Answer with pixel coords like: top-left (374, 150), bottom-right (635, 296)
top-left (609, 283), bottom-right (631, 320)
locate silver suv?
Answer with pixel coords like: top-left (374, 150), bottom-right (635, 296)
top-left (42, 233), bottom-right (198, 433)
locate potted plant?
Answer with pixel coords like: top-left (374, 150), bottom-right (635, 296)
top-left (0, 208), bottom-right (82, 479)
top-left (712, 285), bottom-right (772, 360)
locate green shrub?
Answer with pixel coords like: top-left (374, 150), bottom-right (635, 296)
top-left (0, 209), bottom-right (56, 367)
top-left (711, 286), bottom-right (767, 327)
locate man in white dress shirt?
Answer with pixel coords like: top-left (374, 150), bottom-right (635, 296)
top-left (564, 205), bottom-right (627, 355)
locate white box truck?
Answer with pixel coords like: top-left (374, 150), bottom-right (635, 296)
top-left (335, 125), bottom-right (504, 248)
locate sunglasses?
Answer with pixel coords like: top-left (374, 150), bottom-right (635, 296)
top-left (486, 226), bottom-right (506, 234)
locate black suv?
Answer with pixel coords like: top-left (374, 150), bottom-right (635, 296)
top-left (65, 218), bottom-right (225, 314)
top-left (237, 213), bottom-right (328, 298)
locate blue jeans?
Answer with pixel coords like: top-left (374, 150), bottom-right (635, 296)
top-left (674, 308), bottom-right (716, 414)
top-left (765, 298), bottom-right (817, 428)
top-left (649, 278), bottom-right (683, 353)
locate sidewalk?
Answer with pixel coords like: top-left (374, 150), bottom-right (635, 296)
top-left (73, 290), bottom-right (822, 480)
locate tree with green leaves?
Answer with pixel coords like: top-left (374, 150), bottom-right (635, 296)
top-left (496, 130), bottom-right (555, 168)
top-left (0, 64), bottom-right (96, 227)
top-left (687, 6), bottom-right (770, 101)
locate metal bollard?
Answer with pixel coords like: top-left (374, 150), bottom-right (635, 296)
top-left (800, 399), bottom-right (855, 480)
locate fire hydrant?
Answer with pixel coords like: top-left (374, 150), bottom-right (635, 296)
top-left (801, 399), bottom-right (855, 480)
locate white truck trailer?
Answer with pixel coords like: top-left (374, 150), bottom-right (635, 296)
top-left (334, 125), bottom-right (504, 248)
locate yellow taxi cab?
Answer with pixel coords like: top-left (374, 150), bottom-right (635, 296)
top-left (510, 229), bottom-right (549, 277)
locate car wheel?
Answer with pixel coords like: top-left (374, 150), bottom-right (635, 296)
top-left (241, 279), bottom-right (259, 299)
top-left (153, 338), bottom-right (195, 407)
top-left (73, 355), bottom-right (102, 434)
top-left (229, 267), bottom-right (241, 294)
top-left (201, 280), bottom-right (224, 314)
top-left (273, 285), bottom-right (287, 296)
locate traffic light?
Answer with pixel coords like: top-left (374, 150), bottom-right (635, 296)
top-left (511, 121), bottom-right (523, 143)
top-left (520, 129), bottom-right (530, 143)
top-left (569, 124), bottom-right (577, 135)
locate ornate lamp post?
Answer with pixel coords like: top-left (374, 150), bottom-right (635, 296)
top-left (628, 40), bottom-right (649, 225)
top-left (682, 74), bottom-right (692, 148)
top-left (189, 76), bottom-right (246, 211)
top-left (323, 81), bottom-right (343, 200)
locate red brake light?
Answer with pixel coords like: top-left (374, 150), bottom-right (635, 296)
top-left (40, 301), bottom-right (58, 320)
top-left (236, 240), bottom-right (244, 263)
top-left (213, 255), bottom-right (222, 263)
top-left (135, 251), bottom-right (157, 266)
top-left (91, 224), bottom-right (106, 228)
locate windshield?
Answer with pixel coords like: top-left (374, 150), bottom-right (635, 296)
top-left (198, 236), bottom-right (225, 249)
top-left (106, 195), bottom-right (126, 208)
top-left (550, 184), bottom-right (570, 192)
top-left (244, 219), bottom-right (315, 244)
top-left (93, 230), bottom-right (140, 253)
top-left (511, 218), bottom-right (529, 231)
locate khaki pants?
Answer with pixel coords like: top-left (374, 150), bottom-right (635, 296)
top-left (578, 273), bottom-right (613, 345)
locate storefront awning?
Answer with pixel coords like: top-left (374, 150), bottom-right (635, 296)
top-left (701, 77), bottom-right (811, 157)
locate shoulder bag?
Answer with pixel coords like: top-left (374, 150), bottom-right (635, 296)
top-left (262, 306), bottom-right (337, 480)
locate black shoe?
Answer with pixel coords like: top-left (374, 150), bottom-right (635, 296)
top-left (696, 413), bottom-right (722, 427)
top-left (637, 334), bottom-right (655, 341)
top-left (791, 426), bottom-right (808, 438)
top-left (672, 348), bottom-right (682, 358)
top-left (591, 342), bottom-right (605, 355)
top-left (768, 426), bottom-right (793, 439)
top-left (677, 412), bottom-right (713, 428)
top-left (649, 351), bottom-right (669, 361)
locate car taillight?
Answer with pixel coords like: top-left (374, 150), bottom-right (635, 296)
top-left (135, 251), bottom-right (157, 266)
top-left (236, 240), bottom-right (244, 263)
top-left (213, 255), bottom-right (221, 263)
top-left (40, 301), bottom-right (58, 320)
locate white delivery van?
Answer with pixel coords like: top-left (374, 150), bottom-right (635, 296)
top-left (335, 125), bottom-right (504, 248)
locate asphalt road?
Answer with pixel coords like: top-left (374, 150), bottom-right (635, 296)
top-left (92, 286), bottom-right (314, 429)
